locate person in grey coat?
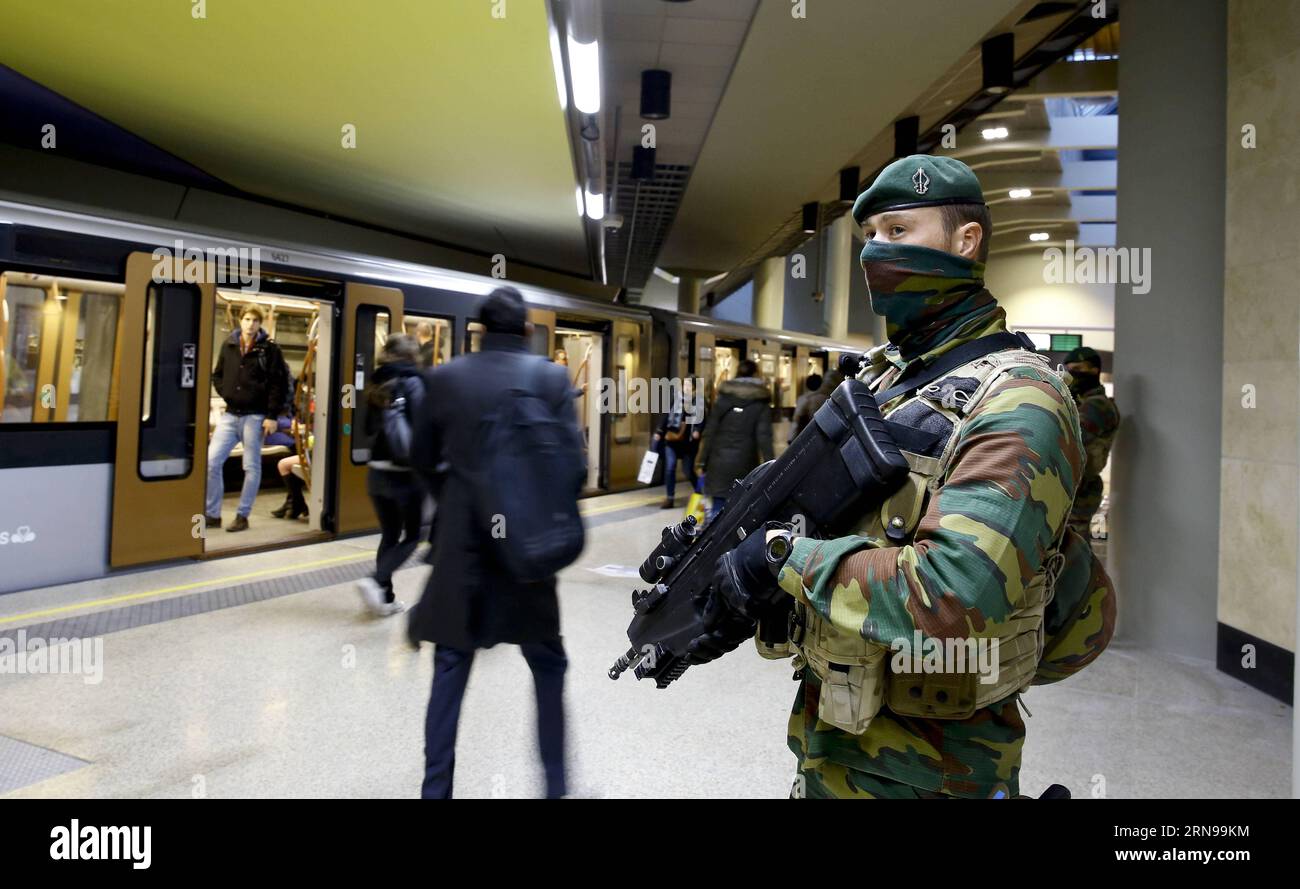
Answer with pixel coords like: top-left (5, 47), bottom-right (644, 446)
top-left (695, 359), bottom-right (773, 523)
top-left (407, 286), bottom-right (581, 799)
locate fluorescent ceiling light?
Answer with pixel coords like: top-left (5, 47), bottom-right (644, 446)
top-left (584, 189), bottom-right (605, 221)
top-left (548, 23), bottom-right (567, 110)
top-left (575, 186), bottom-right (585, 217)
top-left (1029, 232), bottom-right (1050, 242)
top-left (981, 126), bottom-right (1009, 140)
top-left (568, 36), bottom-right (601, 114)
top-left (653, 267), bottom-right (680, 285)
top-left (703, 272), bottom-right (728, 286)
top-left (1008, 188), bottom-right (1032, 199)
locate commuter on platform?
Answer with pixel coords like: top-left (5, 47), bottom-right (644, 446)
top-left (652, 377), bottom-right (703, 509)
top-left (788, 372), bottom-right (828, 443)
top-left (696, 359), bottom-right (773, 523)
top-left (355, 334), bottom-right (426, 617)
top-left (205, 304), bottom-right (290, 533)
top-left (415, 321), bottom-right (437, 368)
top-left (408, 286), bottom-right (579, 799)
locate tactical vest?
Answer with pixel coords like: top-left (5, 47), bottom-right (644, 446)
top-left (759, 347), bottom-right (1080, 735)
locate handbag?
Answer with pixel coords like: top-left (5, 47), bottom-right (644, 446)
top-left (664, 425), bottom-right (686, 443)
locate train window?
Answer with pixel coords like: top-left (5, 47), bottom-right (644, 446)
top-left (403, 315), bottom-right (452, 367)
top-left (466, 321), bottom-right (485, 353)
top-left (0, 271), bottom-right (123, 423)
top-left (139, 283), bottom-right (201, 479)
top-left (613, 333), bottom-right (635, 444)
top-left (350, 306), bottom-right (390, 464)
top-left (528, 322), bottom-right (551, 357)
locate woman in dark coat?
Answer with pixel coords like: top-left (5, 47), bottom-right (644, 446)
top-left (695, 359), bottom-right (774, 523)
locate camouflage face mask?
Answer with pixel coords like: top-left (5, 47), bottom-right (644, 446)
top-left (860, 240), bottom-right (995, 359)
top-left (1066, 370), bottom-right (1100, 395)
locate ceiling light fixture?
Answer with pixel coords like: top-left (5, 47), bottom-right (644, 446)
top-left (568, 36), bottom-right (601, 114)
top-left (1009, 188), bottom-right (1032, 199)
top-left (640, 69), bottom-right (671, 120)
top-left (982, 126), bottom-right (1009, 140)
top-left (839, 167), bottom-right (860, 203)
top-left (584, 189), bottom-right (605, 221)
top-left (631, 144), bottom-right (656, 180)
top-left (894, 116), bottom-right (920, 159)
top-left (801, 202), bottom-right (819, 234)
top-left (575, 186), bottom-right (585, 217)
top-left (981, 33), bottom-right (1015, 95)
top-left (1029, 232), bottom-right (1050, 241)
top-left (548, 23), bottom-right (567, 110)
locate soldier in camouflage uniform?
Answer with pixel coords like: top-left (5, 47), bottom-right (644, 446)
top-left (696, 155), bottom-right (1116, 799)
top-left (1061, 346), bottom-right (1121, 538)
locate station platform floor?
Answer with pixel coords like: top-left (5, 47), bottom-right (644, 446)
top-left (0, 490), bottom-right (1290, 799)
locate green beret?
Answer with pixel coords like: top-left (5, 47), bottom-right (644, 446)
top-left (852, 154), bottom-right (985, 224)
top-left (1063, 346), bottom-right (1102, 367)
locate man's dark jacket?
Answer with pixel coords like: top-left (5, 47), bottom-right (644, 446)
top-left (407, 331), bottom-right (582, 650)
top-left (211, 328), bottom-right (289, 416)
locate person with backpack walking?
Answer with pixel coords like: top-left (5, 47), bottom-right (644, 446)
top-left (355, 334), bottom-right (426, 617)
top-left (695, 359), bottom-right (773, 523)
top-left (407, 286), bottom-right (586, 799)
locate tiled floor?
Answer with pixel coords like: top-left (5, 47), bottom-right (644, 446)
top-left (0, 490), bottom-right (1290, 798)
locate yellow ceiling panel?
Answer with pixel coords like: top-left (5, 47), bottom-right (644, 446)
top-left (0, 0), bottom-right (586, 270)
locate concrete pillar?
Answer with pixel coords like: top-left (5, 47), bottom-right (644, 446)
top-left (1110, 0), bottom-right (1225, 659)
top-left (824, 213), bottom-right (853, 340)
top-left (677, 275), bottom-right (701, 315)
top-left (753, 256), bottom-right (785, 329)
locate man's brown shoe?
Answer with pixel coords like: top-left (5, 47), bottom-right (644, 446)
top-left (205, 515), bottom-right (222, 529)
top-left (226, 515), bottom-right (249, 533)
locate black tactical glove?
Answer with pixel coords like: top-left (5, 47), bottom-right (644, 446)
top-left (682, 590), bottom-right (757, 665)
top-left (714, 522), bottom-right (794, 620)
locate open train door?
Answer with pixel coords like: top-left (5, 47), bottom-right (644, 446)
top-left (110, 252), bottom-right (216, 567)
top-left (335, 282), bottom-right (404, 534)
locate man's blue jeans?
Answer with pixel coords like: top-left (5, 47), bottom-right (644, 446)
top-left (206, 411), bottom-right (266, 519)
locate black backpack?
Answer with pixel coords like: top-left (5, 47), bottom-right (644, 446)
top-left (379, 377), bottom-right (423, 467)
top-left (474, 356), bottom-right (586, 582)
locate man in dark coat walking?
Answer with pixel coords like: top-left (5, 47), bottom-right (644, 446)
top-left (695, 359), bottom-right (773, 523)
top-left (407, 286), bottom-right (581, 799)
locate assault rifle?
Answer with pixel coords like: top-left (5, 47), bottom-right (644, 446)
top-left (608, 375), bottom-right (910, 688)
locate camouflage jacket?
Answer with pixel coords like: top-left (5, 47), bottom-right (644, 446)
top-left (777, 307), bottom-right (1088, 798)
top-left (1075, 384), bottom-right (1120, 480)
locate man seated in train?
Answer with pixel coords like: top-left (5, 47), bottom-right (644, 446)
top-left (205, 303), bottom-right (291, 533)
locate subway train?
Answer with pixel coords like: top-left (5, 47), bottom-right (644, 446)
top-left (0, 200), bottom-right (867, 595)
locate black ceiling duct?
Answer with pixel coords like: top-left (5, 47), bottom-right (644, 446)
top-left (982, 33), bottom-right (1015, 95)
top-left (893, 116), bottom-right (920, 159)
top-left (631, 144), bottom-right (656, 180)
top-left (839, 167), bottom-right (860, 203)
top-left (641, 69), bottom-right (672, 120)
top-left (801, 202), bottom-right (819, 234)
